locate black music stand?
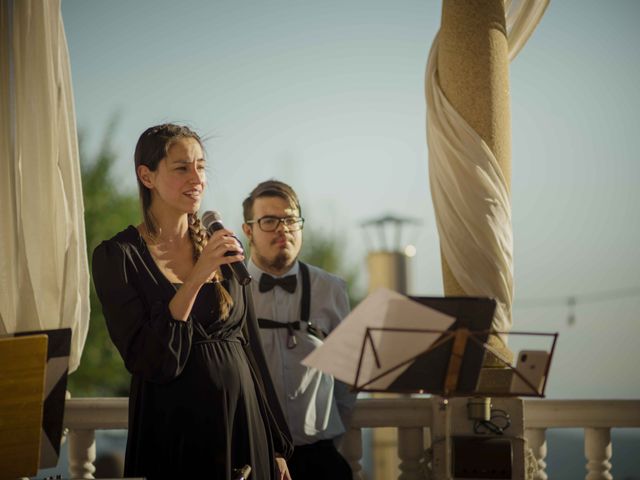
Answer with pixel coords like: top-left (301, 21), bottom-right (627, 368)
top-left (351, 297), bottom-right (557, 398)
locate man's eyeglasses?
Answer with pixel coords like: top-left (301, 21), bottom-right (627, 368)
top-left (246, 216), bottom-right (305, 232)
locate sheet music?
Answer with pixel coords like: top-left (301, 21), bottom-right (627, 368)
top-left (302, 288), bottom-right (455, 389)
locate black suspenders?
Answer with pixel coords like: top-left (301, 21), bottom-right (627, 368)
top-left (257, 262), bottom-right (327, 348)
top-left (300, 263), bottom-right (327, 342)
top-left (299, 262), bottom-right (310, 324)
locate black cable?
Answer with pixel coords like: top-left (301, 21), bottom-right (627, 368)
top-left (473, 408), bottom-right (511, 435)
top-left (513, 286), bottom-right (640, 309)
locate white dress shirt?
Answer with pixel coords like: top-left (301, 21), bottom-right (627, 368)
top-left (248, 259), bottom-right (356, 446)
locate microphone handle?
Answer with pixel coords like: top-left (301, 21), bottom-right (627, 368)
top-left (227, 255), bottom-right (252, 286)
top-left (232, 464), bottom-right (252, 480)
top-left (207, 221), bottom-right (252, 286)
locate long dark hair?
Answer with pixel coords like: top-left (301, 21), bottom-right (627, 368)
top-left (134, 124), bottom-right (233, 320)
top-left (134, 123), bottom-right (202, 236)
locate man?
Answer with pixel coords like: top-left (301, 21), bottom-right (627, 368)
top-left (242, 179), bottom-right (356, 480)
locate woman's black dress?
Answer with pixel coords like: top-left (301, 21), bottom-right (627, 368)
top-left (92, 226), bottom-right (292, 479)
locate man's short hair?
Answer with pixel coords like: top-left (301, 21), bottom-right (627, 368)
top-left (242, 179), bottom-right (301, 222)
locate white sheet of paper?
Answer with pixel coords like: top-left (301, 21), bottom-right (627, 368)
top-left (302, 288), bottom-right (455, 390)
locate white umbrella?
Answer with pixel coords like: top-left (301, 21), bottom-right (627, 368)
top-left (0, 0), bottom-right (89, 373)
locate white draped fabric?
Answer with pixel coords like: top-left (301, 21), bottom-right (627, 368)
top-left (426, 0), bottom-right (549, 337)
top-left (0, 0), bottom-right (89, 372)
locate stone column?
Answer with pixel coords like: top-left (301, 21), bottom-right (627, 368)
top-left (68, 429), bottom-right (96, 479)
top-left (366, 251), bottom-right (407, 480)
top-left (584, 428), bottom-right (612, 480)
top-left (367, 252), bottom-right (408, 295)
top-left (437, 0), bottom-right (513, 365)
top-left (525, 428), bottom-right (548, 479)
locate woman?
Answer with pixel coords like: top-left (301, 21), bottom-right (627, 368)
top-left (92, 124), bottom-right (293, 479)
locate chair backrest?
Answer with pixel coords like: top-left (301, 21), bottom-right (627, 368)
top-left (14, 328), bottom-right (72, 468)
top-left (0, 334), bottom-right (48, 480)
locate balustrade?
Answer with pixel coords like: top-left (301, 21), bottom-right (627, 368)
top-left (524, 428), bottom-right (547, 480)
top-left (584, 427), bottom-right (612, 480)
top-left (61, 398), bottom-right (639, 479)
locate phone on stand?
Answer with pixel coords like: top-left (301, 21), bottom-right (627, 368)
top-left (509, 350), bottom-right (549, 395)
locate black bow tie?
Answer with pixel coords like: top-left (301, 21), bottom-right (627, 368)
top-left (259, 273), bottom-right (297, 293)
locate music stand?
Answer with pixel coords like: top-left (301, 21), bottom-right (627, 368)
top-left (342, 294), bottom-right (557, 480)
top-left (351, 297), bottom-right (557, 398)
top-left (352, 297), bottom-right (494, 395)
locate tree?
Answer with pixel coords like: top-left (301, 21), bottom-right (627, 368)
top-left (67, 124), bottom-right (138, 397)
top-left (300, 229), bottom-right (363, 308)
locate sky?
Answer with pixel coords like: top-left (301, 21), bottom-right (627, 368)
top-left (61, 0), bottom-right (640, 399)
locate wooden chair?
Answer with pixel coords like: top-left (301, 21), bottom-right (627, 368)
top-left (0, 334), bottom-right (48, 480)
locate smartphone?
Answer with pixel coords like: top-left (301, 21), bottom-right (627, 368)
top-left (509, 350), bottom-right (550, 395)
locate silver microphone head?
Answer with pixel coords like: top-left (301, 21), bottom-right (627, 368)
top-left (202, 210), bottom-right (222, 229)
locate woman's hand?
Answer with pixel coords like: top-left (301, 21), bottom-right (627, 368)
top-left (190, 228), bottom-right (244, 285)
top-left (275, 456), bottom-right (292, 480)
top-left (168, 228), bottom-right (243, 321)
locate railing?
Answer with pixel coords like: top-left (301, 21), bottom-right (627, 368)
top-left (64, 397), bottom-right (640, 480)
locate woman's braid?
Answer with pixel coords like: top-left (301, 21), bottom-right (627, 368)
top-left (188, 213), bottom-right (233, 321)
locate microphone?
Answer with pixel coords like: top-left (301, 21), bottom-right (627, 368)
top-left (201, 210), bottom-right (252, 286)
top-left (232, 465), bottom-right (252, 480)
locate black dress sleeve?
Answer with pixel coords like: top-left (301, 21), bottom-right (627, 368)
top-left (241, 286), bottom-right (294, 459)
top-left (92, 239), bottom-right (194, 384)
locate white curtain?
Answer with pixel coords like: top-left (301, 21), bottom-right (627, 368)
top-left (426, 0), bottom-right (549, 336)
top-left (0, 0), bottom-right (89, 372)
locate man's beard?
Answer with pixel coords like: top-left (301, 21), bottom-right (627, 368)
top-left (267, 251), bottom-right (291, 271)
top-left (251, 242), bottom-right (298, 273)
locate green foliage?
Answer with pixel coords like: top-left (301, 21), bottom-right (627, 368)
top-left (300, 229), bottom-right (363, 308)
top-left (67, 124), bottom-right (139, 397)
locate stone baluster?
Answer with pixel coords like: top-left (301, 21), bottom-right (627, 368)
top-left (68, 428), bottom-right (96, 479)
top-left (342, 427), bottom-right (364, 480)
top-left (525, 427), bottom-right (548, 480)
top-left (584, 427), bottom-right (612, 480)
top-left (398, 426), bottom-right (424, 480)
